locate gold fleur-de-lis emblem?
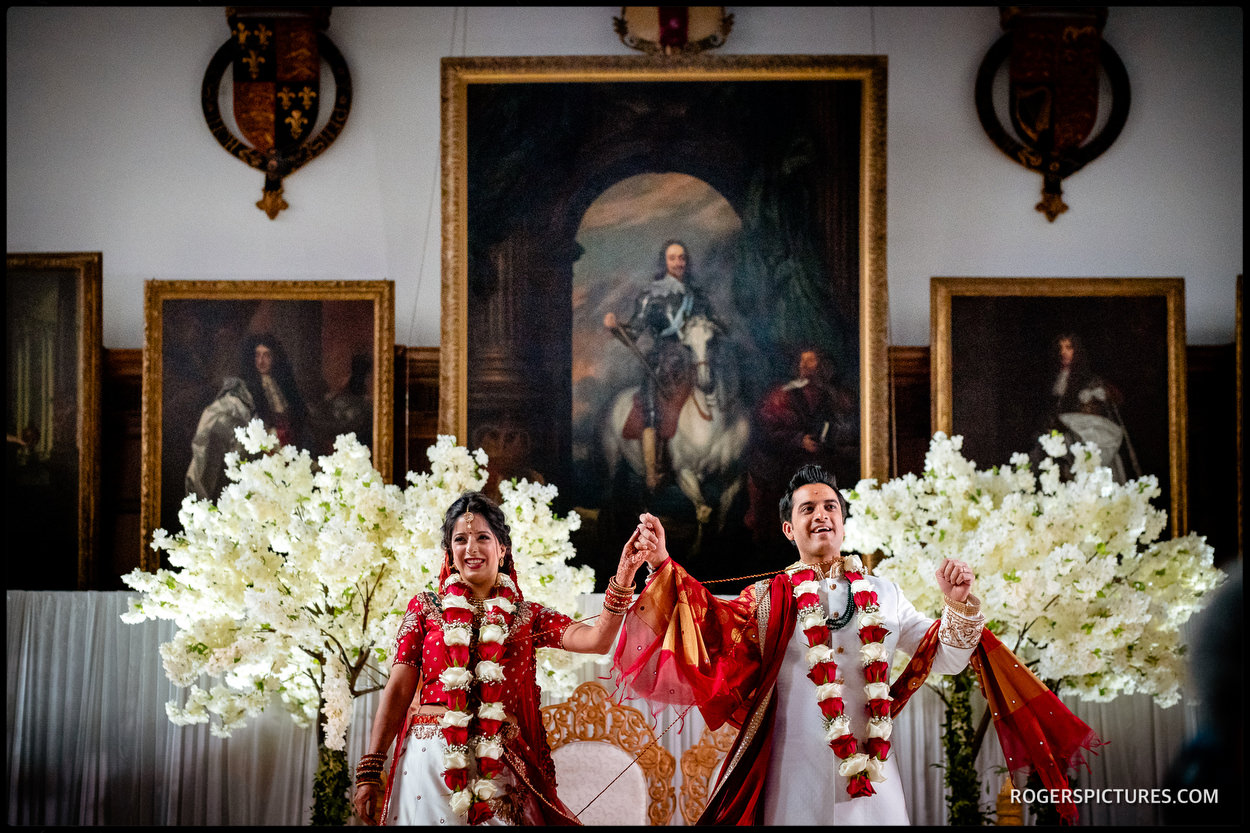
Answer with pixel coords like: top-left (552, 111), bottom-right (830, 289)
top-left (285, 109), bottom-right (308, 139)
top-left (242, 50), bottom-right (265, 80)
top-left (233, 22), bottom-right (249, 45)
top-left (255, 24), bottom-right (272, 47)
top-left (277, 87), bottom-right (295, 109)
top-left (298, 86), bottom-right (318, 108)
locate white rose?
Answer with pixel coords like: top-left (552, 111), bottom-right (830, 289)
top-left (795, 580), bottom-right (821, 596)
top-left (859, 610), bottom-right (885, 627)
top-left (478, 701), bottom-right (508, 722)
top-left (438, 709), bottom-right (472, 729)
top-left (485, 597), bottom-right (515, 615)
top-left (448, 788), bottom-right (473, 816)
top-left (801, 611), bottom-right (827, 631)
top-left (443, 748), bottom-right (470, 770)
top-left (866, 756), bottom-right (887, 782)
top-left (838, 753), bottom-right (869, 777)
top-left (844, 554), bottom-right (864, 574)
top-left (851, 579), bottom-right (874, 595)
top-left (443, 627), bottom-right (471, 646)
top-left (815, 682), bottom-right (843, 701)
top-left (443, 594), bottom-right (473, 611)
top-left (824, 715), bottom-right (851, 741)
top-left (864, 682), bottom-right (892, 702)
top-left (475, 737), bottom-right (505, 760)
top-left (472, 778), bottom-right (502, 801)
top-left (479, 623), bottom-right (506, 644)
top-left (805, 644), bottom-right (835, 668)
top-left (860, 642), bottom-right (891, 664)
top-left (867, 717), bottom-right (893, 740)
top-left (475, 660), bottom-right (504, 682)
top-left (440, 666), bottom-right (474, 690)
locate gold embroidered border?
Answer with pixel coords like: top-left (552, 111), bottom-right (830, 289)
top-left (938, 607), bottom-right (985, 649)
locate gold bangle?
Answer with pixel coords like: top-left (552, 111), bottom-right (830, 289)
top-left (608, 577), bottom-right (635, 595)
top-left (943, 593), bottom-right (981, 618)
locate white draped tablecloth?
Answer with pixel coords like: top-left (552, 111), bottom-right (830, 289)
top-left (7, 590), bottom-right (1197, 825)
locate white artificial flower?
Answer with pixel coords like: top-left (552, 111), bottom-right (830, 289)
top-left (795, 580), bottom-right (821, 596)
top-left (867, 717), bottom-right (893, 740)
top-left (859, 610), bottom-right (885, 628)
top-left (866, 757), bottom-right (887, 782)
top-left (860, 642), bottom-right (891, 664)
top-left (475, 660), bottom-right (504, 682)
top-left (440, 666), bottom-right (474, 690)
top-left (443, 626), bottom-right (471, 646)
top-left (475, 737), bottom-right (504, 760)
top-left (478, 702), bottom-right (508, 722)
top-left (479, 623), bottom-right (507, 644)
top-left (814, 682), bottom-right (843, 701)
top-left (448, 789), bottom-right (473, 816)
top-left (824, 715), bottom-right (852, 740)
top-left (805, 644), bottom-right (836, 668)
top-left (801, 611), bottom-right (827, 631)
top-left (838, 753), bottom-right (869, 777)
top-left (439, 710), bottom-right (472, 729)
top-left (472, 778), bottom-right (502, 801)
top-left (864, 682), bottom-right (892, 702)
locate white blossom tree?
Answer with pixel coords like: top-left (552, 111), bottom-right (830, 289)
top-left (122, 424), bottom-right (595, 823)
top-left (842, 432), bottom-right (1225, 822)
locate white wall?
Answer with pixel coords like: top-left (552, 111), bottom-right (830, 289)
top-left (6, 6), bottom-right (1243, 348)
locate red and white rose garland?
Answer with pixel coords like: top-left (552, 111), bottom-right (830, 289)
top-left (438, 573), bottom-right (516, 824)
top-left (791, 553), bottom-right (894, 799)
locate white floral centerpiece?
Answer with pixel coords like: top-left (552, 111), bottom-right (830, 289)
top-left (122, 424), bottom-right (595, 764)
top-left (843, 431), bottom-right (1224, 707)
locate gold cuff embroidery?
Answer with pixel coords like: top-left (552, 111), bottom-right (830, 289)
top-left (943, 592), bottom-right (981, 618)
top-left (939, 605), bottom-right (985, 649)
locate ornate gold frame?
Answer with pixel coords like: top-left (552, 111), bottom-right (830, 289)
top-left (6, 252), bottom-right (102, 588)
top-left (439, 54), bottom-right (890, 482)
top-left (139, 280), bottom-right (394, 569)
top-left (540, 680), bottom-right (676, 825)
top-left (678, 721), bottom-right (737, 824)
top-left (931, 277), bottom-right (1188, 534)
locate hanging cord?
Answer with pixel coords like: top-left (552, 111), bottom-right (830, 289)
top-left (572, 702), bottom-right (695, 819)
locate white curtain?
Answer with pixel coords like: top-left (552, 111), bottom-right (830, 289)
top-left (7, 591), bottom-right (1198, 825)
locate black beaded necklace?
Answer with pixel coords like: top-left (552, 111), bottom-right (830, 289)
top-left (825, 580), bottom-right (857, 631)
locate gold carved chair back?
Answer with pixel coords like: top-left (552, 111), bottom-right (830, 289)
top-left (541, 680), bottom-right (676, 825)
top-left (678, 721), bottom-right (738, 824)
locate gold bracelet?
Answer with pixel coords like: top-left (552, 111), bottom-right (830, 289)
top-left (943, 593), bottom-right (981, 618)
top-left (608, 576), bottom-right (635, 594)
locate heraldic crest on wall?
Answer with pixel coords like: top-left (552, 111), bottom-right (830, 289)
top-left (202, 7), bottom-right (352, 219)
top-left (975, 6), bottom-right (1130, 222)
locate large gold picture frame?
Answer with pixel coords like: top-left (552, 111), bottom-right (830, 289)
top-left (440, 55), bottom-right (888, 585)
top-left (140, 280), bottom-right (394, 570)
top-left (931, 277), bottom-right (1188, 534)
top-left (6, 251), bottom-right (102, 589)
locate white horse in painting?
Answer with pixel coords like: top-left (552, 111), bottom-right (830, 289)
top-left (602, 314), bottom-right (750, 529)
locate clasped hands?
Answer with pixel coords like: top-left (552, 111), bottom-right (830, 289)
top-left (935, 557), bottom-right (974, 603)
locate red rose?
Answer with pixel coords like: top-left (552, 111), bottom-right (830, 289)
top-left (853, 591), bottom-right (876, 609)
top-left (443, 607), bottom-right (474, 625)
top-left (803, 626), bottom-right (828, 647)
top-left (829, 733), bottom-right (858, 758)
top-left (797, 592), bottom-right (819, 609)
top-left (478, 642), bottom-right (504, 663)
top-left (441, 725), bottom-right (468, 746)
top-left (477, 756), bottom-right (504, 778)
top-left (866, 698), bottom-right (891, 718)
top-left (847, 773), bottom-right (876, 798)
top-left (863, 660), bottom-right (889, 684)
top-left (859, 625), bottom-right (889, 644)
top-left (446, 690), bottom-right (468, 712)
top-left (443, 768), bottom-right (469, 791)
top-left (818, 697), bottom-right (845, 719)
top-left (477, 717), bottom-right (503, 737)
top-left (479, 682), bottom-right (504, 703)
top-left (467, 801), bottom-right (495, 825)
top-left (867, 738), bottom-right (891, 760)
top-left (445, 644), bottom-right (470, 666)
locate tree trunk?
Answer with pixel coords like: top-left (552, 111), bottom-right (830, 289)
top-left (311, 744), bottom-right (351, 825)
top-left (941, 669), bottom-right (988, 825)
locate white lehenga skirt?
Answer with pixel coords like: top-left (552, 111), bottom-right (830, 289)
top-left (383, 715), bottom-right (533, 826)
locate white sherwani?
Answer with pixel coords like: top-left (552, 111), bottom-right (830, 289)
top-left (762, 572), bottom-right (982, 825)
